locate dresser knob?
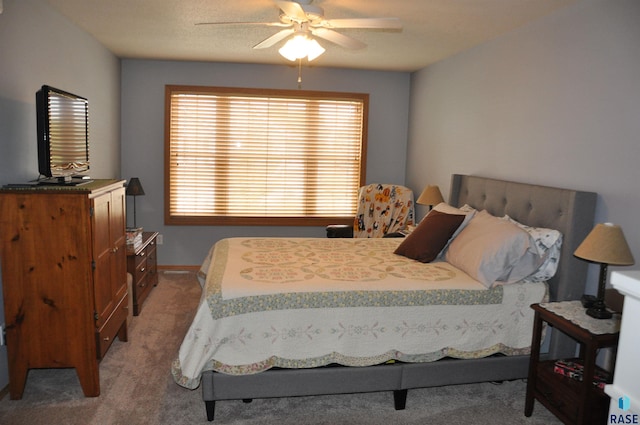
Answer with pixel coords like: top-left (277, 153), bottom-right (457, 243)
top-left (103, 336), bottom-right (110, 342)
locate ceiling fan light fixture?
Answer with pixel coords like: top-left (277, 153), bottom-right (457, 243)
top-left (305, 38), bottom-right (325, 61)
top-left (279, 34), bottom-right (325, 62)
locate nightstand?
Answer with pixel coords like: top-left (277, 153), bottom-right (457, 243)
top-left (525, 301), bottom-right (620, 425)
top-left (126, 231), bottom-right (159, 315)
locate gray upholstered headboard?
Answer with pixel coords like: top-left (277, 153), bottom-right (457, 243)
top-left (449, 174), bottom-right (597, 302)
top-left (449, 175), bottom-right (597, 357)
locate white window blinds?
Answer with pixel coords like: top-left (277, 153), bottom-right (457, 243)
top-left (165, 86), bottom-right (367, 225)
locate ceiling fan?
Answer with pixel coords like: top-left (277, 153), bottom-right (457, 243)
top-left (197, 0), bottom-right (402, 61)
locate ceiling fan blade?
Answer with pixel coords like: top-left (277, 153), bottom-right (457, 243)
top-left (311, 28), bottom-right (366, 50)
top-left (253, 28), bottom-right (296, 49)
top-left (196, 21), bottom-right (289, 27)
top-left (274, 0), bottom-right (308, 21)
top-left (321, 17), bottom-right (402, 30)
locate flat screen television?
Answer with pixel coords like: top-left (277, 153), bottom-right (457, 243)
top-left (36, 85), bottom-right (90, 183)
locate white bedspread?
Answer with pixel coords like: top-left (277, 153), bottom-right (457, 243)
top-left (172, 238), bottom-right (547, 390)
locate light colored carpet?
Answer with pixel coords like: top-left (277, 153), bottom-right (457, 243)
top-left (0, 271), bottom-right (561, 424)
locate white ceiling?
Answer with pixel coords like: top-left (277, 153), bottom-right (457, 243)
top-left (44, 0), bottom-right (578, 72)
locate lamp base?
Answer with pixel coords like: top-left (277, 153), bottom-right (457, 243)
top-left (581, 294), bottom-right (597, 308)
top-left (586, 302), bottom-right (612, 320)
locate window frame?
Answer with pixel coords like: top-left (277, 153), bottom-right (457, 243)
top-left (164, 85), bottom-right (368, 226)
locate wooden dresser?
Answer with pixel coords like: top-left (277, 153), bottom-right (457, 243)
top-left (0, 179), bottom-right (129, 399)
top-left (127, 231), bottom-right (159, 315)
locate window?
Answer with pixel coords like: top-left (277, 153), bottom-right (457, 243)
top-left (165, 85), bottom-right (368, 226)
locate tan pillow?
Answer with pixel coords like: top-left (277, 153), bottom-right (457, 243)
top-left (445, 210), bottom-right (542, 287)
top-left (394, 210), bottom-right (465, 263)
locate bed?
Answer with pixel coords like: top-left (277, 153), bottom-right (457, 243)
top-left (172, 174), bottom-right (597, 421)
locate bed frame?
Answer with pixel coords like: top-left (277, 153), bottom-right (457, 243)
top-left (200, 174), bottom-right (597, 421)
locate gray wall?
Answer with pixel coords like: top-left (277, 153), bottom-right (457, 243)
top-left (0, 0), bottom-right (121, 391)
top-left (121, 60), bottom-right (411, 266)
top-left (406, 0), bottom-right (640, 295)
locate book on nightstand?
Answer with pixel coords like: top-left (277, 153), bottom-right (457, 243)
top-left (553, 359), bottom-right (610, 389)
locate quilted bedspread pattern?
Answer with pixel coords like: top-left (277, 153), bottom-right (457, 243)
top-left (172, 238), bottom-right (547, 389)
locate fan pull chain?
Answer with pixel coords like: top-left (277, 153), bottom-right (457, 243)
top-left (297, 58), bottom-right (303, 89)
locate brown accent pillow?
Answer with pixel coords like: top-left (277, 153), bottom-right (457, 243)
top-left (394, 210), bottom-right (465, 263)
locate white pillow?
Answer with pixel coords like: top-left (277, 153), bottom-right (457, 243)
top-left (459, 204), bottom-right (477, 213)
top-left (502, 215), bottom-right (563, 282)
top-left (445, 210), bottom-right (543, 288)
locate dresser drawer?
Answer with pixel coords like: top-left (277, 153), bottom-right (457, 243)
top-left (133, 248), bottom-right (147, 268)
top-left (96, 293), bottom-right (128, 359)
top-left (146, 245), bottom-right (158, 286)
top-left (133, 255), bottom-right (149, 284)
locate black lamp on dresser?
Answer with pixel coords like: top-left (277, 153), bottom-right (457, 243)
top-left (126, 177), bottom-right (145, 228)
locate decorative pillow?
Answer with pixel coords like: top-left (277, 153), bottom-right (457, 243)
top-left (394, 210), bottom-right (466, 263)
top-left (503, 215), bottom-right (563, 282)
top-left (445, 210), bottom-right (543, 288)
top-left (430, 202), bottom-right (476, 234)
top-left (427, 203), bottom-right (477, 257)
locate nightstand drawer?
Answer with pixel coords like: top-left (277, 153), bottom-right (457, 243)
top-left (537, 360), bottom-right (611, 425)
top-left (535, 362), bottom-right (579, 423)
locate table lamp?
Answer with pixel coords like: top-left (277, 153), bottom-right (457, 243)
top-left (416, 185), bottom-right (444, 211)
top-left (574, 223), bottom-right (634, 319)
top-left (126, 177), bottom-right (145, 228)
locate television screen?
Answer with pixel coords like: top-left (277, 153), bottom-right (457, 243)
top-left (36, 85), bottom-right (90, 180)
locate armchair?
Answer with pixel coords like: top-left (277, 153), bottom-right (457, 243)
top-left (326, 183), bottom-right (415, 238)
